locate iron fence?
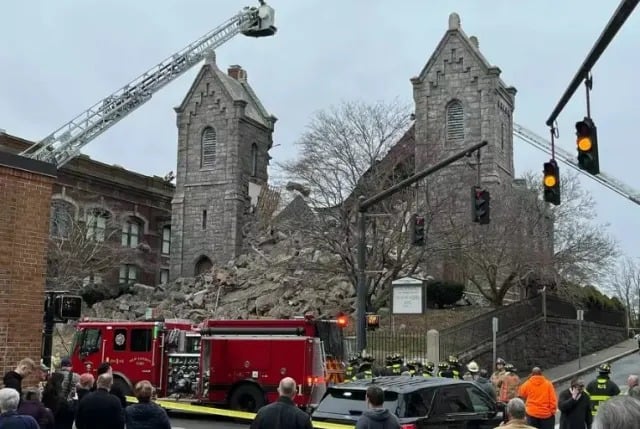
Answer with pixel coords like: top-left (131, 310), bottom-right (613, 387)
top-left (343, 330), bottom-right (428, 363)
top-left (439, 295), bottom-right (543, 359)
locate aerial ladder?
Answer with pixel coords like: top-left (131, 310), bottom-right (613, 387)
top-left (513, 123), bottom-right (640, 206)
top-left (19, 2), bottom-right (276, 168)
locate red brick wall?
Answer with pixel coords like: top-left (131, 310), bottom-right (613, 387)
top-left (0, 162), bottom-right (55, 385)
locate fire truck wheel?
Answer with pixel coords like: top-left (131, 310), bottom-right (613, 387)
top-left (229, 384), bottom-right (265, 412)
top-left (113, 376), bottom-right (133, 397)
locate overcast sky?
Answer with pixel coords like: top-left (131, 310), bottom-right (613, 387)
top-left (1, 1), bottom-right (638, 261)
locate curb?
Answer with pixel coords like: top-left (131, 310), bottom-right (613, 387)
top-left (551, 347), bottom-right (638, 386)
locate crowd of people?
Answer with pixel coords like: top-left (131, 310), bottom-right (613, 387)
top-left (0, 357), bottom-right (171, 429)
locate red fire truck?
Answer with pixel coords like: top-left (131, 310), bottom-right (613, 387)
top-left (68, 314), bottom-right (347, 411)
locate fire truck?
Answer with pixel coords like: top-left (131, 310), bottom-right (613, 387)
top-left (69, 314), bottom-right (347, 412)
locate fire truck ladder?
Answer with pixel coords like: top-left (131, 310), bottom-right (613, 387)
top-left (19, 2), bottom-right (276, 168)
top-left (513, 123), bottom-right (640, 206)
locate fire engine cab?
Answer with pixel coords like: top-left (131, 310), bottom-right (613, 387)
top-left (69, 314), bottom-right (346, 412)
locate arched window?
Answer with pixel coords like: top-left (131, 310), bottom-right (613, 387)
top-left (195, 256), bottom-right (213, 276)
top-left (250, 143), bottom-right (258, 177)
top-left (201, 127), bottom-right (217, 168)
top-left (446, 100), bottom-right (464, 142)
top-left (121, 218), bottom-right (142, 248)
top-left (50, 199), bottom-right (75, 238)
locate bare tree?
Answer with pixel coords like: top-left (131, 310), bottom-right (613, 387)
top-left (277, 99), bottom-right (439, 307)
top-left (47, 205), bottom-right (133, 299)
top-left (612, 256), bottom-right (640, 327)
top-left (447, 171), bottom-right (618, 306)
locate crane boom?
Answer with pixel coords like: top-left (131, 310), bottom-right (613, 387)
top-left (20, 2), bottom-right (276, 168)
top-left (513, 123), bottom-right (640, 206)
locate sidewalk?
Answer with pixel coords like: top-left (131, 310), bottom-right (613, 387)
top-left (545, 338), bottom-right (637, 385)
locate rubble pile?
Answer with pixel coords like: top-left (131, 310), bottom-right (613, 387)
top-left (83, 230), bottom-right (357, 322)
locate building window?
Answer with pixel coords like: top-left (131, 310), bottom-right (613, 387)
top-left (446, 100), bottom-right (464, 142)
top-left (161, 226), bottom-right (171, 255)
top-left (195, 256), bottom-right (213, 276)
top-left (160, 269), bottom-right (170, 285)
top-left (202, 210), bottom-right (207, 230)
top-left (501, 123), bottom-right (505, 150)
top-left (86, 209), bottom-right (109, 242)
top-left (50, 200), bottom-right (75, 238)
top-left (121, 219), bottom-right (141, 248)
top-left (201, 127), bottom-right (217, 168)
top-left (82, 274), bottom-right (103, 287)
top-left (119, 264), bottom-right (139, 285)
top-left (251, 143), bottom-right (258, 177)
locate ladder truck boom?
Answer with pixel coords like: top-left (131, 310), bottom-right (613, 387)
top-left (20, 2), bottom-right (276, 168)
top-left (513, 123), bottom-right (640, 206)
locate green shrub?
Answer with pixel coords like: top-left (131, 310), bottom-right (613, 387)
top-left (426, 281), bottom-right (465, 308)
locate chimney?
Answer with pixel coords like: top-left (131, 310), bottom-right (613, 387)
top-left (228, 65), bottom-right (247, 82)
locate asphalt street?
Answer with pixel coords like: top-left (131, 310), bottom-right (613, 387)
top-left (168, 354), bottom-right (640, 429)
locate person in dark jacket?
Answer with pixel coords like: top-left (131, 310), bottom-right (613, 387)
top-left (250, 377), bottom-right (313, 429)
top-left (93, 362), bottom-right (127, 408)
top-left (0, 388), bottom-right (39, 429)
top-left (75, 373), bottom-right (124, 429)
top-left (2, 358), bottom-right (36, 398)
top-left (18, 389), bottom-right (54, 429)
top-left (356, 385), bottom-right (401, 429)
top-left (558, 378), bottom-right (592, 429)
top-left (124, 380), bottom-right (171, 429)
top-left (41, 373), bottom-right (75, 429)
top-left (475, 369), bottom-right (497, 401)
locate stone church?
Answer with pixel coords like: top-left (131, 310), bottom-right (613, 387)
top-left (170, 54), bottom-right (277, 279)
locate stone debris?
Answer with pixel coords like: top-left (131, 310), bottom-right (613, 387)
top-left (83, 230), bottom-right (357, 322)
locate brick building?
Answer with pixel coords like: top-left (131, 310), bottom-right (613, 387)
top-left (0, 132), bottom-right (174, 292)
top-left (170, 53), bottom-right (276, 279)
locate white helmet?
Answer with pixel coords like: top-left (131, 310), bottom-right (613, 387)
top-left (467, 361), bottom-right (480, 373)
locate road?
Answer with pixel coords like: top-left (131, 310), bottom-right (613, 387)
top-left (168, 354), bottom-right (640, 429)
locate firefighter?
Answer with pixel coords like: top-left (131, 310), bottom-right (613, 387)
top-left (499, 363), bottom-right (521, 403)
top-left (437, 361), bottom-right (453, 378)
top-left (384, 354), bottom-right (404, 375)
top-left (586, 363), bottom-right (621, 416)
top-left (463, 361), bottom-right (480, 381)
top-left (352, 360), bottom-right (374, 380)
top-left (405, 359), bottom-right (423, 376)
top-left (491, 357), bottom-right (507, 387)
top-left (422, 361), bottom-right (435, 377)
top-left (447, 355), bottom-right (462, 379)
top-left (344, 355), bottom-right (362, 381)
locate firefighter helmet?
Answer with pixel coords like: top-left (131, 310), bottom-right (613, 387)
top-left (504, 363), bottom-right (516, 372)
top-left (438, 361), bottom-right (449, 370)
top-left (496, 357), bottom-right (506, 365)
top-left (348, 354), bottom-right (361, 365)
top-left (598, 363), bottom-right (611, 374)
top-left (466, 361), bottom-right (480, 373)
top-left (448, 355), bottom-right (459, 364)
top-left (425, 361), bottom-right (435, 371)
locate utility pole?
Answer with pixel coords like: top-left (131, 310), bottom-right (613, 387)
top-left (355, 141), bottom-right (488, 353)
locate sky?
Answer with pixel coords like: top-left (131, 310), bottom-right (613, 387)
top-left (1, 0), bottom-right (639, 261)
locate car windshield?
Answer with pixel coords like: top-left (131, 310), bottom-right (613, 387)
top-left (314, 388), bottom-right (399, 417)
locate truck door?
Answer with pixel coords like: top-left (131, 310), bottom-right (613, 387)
top-left (75, 327), bottom-right (104, 375)
top-left (108, 327), bottom-right (154, 384)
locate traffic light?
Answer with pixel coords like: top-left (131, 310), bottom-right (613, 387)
top-left (471, 186), bottom-right (490, 225)
top-left (366, 313), bottom-right (380, 331)
top-left (543, 160), bottom-right (561, 205)
top-left (409, 213), bottom-right (425, 246)
top-left (54, 295), bottom-right (82, 320)
top-left (336, 312), bottom-right (348, 328)
top-left (575, 117), bottom-right (600, 175)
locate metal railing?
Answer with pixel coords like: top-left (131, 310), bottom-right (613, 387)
top-left (343, 331), bottom-right (429, 363)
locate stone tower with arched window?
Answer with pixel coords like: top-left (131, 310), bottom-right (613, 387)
top-left (170, 54), bottom-right (276, 279)
top-left (411, 13), bottom-right (518, 280)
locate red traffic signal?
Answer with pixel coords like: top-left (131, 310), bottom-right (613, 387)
top-left (471, 186), bottom-right (490, 225)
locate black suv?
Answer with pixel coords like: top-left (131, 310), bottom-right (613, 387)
top-left (311, 376), bottom-right (504, 428)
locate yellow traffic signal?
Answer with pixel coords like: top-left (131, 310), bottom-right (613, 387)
top-left (575, 117), bottom-right (599, 175)
top-left (543, 160), bottom-right (560, 205)
top-left (543, 174), bottom-right (557, 188)
top-left (577, 136), bottom-right (592, 152)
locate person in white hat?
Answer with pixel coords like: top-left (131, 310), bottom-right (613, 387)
top-left (463, 361), bottom-right (480, 381)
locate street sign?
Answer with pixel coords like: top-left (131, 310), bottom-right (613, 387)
top-left (577, 310), bottom-right (584, 321)
top-left (492, 317), bottom-right (499, 333)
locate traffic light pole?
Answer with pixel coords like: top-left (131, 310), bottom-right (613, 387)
top-left (545, 0), bottom-right (639, 126)
top-left (355, 141), bottom-right (488, 353)
top-left (42, 292), bottom-right (56, 369)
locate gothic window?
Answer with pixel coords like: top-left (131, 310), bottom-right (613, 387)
top-left (250, 143), bottom-right (258, 177)
top-left (50, 199), bottom-right (75, 238)
top-left (446, 100), bottom-right (464, 142)
top-left (201, 127), bottom-right (217, 168)
top-left (121, 218), bottom-right (142, 248)
top-left (161, 226), bottom-right (171, 255)
top-left (86, 209), bottom-right (110, 242)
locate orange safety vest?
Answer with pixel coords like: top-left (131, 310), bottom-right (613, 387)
top-left (499, 373), bottom-right (521, 402)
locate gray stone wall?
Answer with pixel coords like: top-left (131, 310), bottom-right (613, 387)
top-left (470, 317), bottom-right (627, 376)
top-left (170, 61), bottom-right (273, 279)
